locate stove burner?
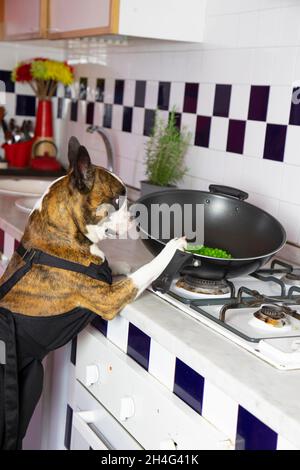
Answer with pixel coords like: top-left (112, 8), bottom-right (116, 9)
top-left (253, 304), bottom-right (287, 328)
top-left (176, 275), bottom-right (231, 295)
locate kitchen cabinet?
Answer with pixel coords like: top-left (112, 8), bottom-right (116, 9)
top-left (1, 0), bottom-right (48, 40)
top-left (48, 0), bottom-right (207, 42)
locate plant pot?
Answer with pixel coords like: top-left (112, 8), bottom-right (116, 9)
top-left (140, 180), bottom-right (176, 197)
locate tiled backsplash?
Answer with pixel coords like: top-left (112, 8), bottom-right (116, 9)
top-left (59, 1), bottom-right (300, 248)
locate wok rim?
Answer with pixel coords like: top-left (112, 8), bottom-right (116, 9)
top-left (136, 189), bottom-right (287, 262)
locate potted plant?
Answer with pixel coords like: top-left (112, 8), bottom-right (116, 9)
top-left (141, 110), bottom-right (191, 196)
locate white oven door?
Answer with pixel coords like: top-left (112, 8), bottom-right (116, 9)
top-left (71, 381), bottom-right (142, 450)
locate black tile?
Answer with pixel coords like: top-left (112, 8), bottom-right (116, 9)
top-left (70, 337), bottom-right (77, 366)
top-left (0, 70), bottom-right (15, 93)
top-left (114, 79), bottom-right (125, 105)
top-left (158, 82), bottom-right (171, 111)
top-left (213, 84), bottom-right (232, 117)
top-left (70, 100), bottom-right (78, 122)
top-left (173, 358), bottom-right (205, 415)
top-left (79, 77), bottom-right (88, 100)
top-left (263, 124), bottom-right (287, 162)
top-left (86, 102), bottom-right (95, 125)
top-left (143, 109), bottom-right (156, 136)
top-left (65, 85), bottom-right (72, 99)
top-left (248, 85), bottom-right (270, 121)
top-left (183, 83), bottom-right (199, 114)
top-left (103, 104), bottom-right (113, 128)
top-left (14, 239), bottom-right (20, 251)
top-left (122, 106), bottom-right (133, 133)
top-left (64, 405), bottom-right (73, 450)
top-left (227, 119), bottom-right (246, 154)
top-left (289, 87), bottom-right (300, 125)
top-left (57, 97), bottom-right (64, 119)
top-left (195, 115), bottom-right (211, 148)
top-left (16, 95), bottom-right (36, 117)
top-left (135, 80), bottom-right (146, 107)
top-left (0, 228), bottom-right (4, 252)
top-left (91, 316), bottom-right (108, 336)
top-left (96, 78), bottom-right (105, 102)
top-left (127, 323), bottom-right (151, 370)
top-left (169, 111), bottom-right (182, 130)
top-left (236, 406), bottom-right (278, 450)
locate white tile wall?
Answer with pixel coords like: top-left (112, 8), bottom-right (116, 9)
top-left (61, 0), bottom-right (300, 246)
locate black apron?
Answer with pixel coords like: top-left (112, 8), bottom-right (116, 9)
top-left (0, 244), bottom-right (112, 450)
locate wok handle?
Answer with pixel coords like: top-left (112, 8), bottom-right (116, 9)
top-left (152, 250), bottom-right (194, 294)
top-left (209, 184), bottom-right (248, 201)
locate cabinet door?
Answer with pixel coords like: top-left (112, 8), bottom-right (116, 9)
top-left (49, 0), bottom-right (118, 38)
top-left (4, 0), bottom-right (47, 40)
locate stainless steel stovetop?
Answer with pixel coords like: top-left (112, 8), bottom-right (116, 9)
top-left (150, 259), bottom-right (300, 370)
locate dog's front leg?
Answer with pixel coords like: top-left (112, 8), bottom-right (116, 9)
top-left (129, 237), bottom-right (187, 297)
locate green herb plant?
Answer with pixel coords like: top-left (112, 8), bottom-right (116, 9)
top-left (145, 109), bottom-right (191, 187)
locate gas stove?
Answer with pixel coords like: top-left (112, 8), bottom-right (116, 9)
top-left (150, 259), bottom-right (300, 370)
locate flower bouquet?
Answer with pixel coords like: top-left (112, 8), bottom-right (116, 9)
top-left (11, 58), bottom-right (74, 171)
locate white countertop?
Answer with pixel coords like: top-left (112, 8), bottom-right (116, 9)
top-left (1, 192), bottom-right (300, 447)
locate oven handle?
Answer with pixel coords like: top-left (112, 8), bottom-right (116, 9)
top-left (73, 411), bottom-right (113, 450)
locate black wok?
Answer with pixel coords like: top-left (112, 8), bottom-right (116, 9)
top-left (136, 185), bottom-right (286, 293)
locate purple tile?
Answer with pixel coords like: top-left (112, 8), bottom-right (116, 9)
top-left (227, 119), bottom-right (246, 154)
top-left (127, 323), bottom-right (151, 370)
top-left (79, 77), bottom-right (88, 100)
top-left (174, 358), bottom-right (204, 414)
top-left (135, 80), bottom-right (146, 108)
top-left (114, 79), bottom-right (124, 105)
top-left (263, 124), bottom-right (287, 162)
top-left (14, 239), bottom-right (20, 251)
top-left (248, 85), bottom-right (270, 121)
top-left (86, 102), bottom-right (94, 125)
top-left (236, 406), bottom-right (278, 450)
top-left (70, 100), bottom-right (78, 122)
top-left (64, 405), bottom-right (73, 450)
top-left (289, 87), bottom-right (300, 125)
top-left (183, 83), bottom-right (199, 114)
top-left (96, 78), bottom-right (105, 102)
top-left (57, 97), bottom-right (64, 119)
top-left (122, 106), bottom-right (133, 133)
top-left (103, 104), bottom-right (112, 128)
top-left (91, 316), bottom-right (108, 336)
top-left (213, 84), bottom-right (232, 117)
top-left (195, 115), bottom-right (211, 148)
top-left (0, 229), bottom-right (4, 252)
top-left (70, 337), bottom-right (77, 365)
top-left (158, 82), bottom-right (171, 111)
top-left (144, 109), bottom-right (156, 136)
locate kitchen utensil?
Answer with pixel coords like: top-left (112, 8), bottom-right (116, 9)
top-left (137, 185), bottom-right (286, 292)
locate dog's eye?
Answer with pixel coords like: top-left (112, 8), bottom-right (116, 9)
top-left (111, 197), bottom-right (120, 210)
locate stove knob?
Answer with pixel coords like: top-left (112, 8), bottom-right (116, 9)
top-left (120, 396), bottom-right (135, 421)
top-left (85, 364), bottom-right (100, 387)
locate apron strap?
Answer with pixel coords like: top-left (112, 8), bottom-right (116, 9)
top-left (16, 244), bottom-right (113, 284)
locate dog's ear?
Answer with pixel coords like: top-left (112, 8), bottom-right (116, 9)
top-left (71, 145), bottom-right (95, 193)
top-left (68, 136), bottom-right (81, 169)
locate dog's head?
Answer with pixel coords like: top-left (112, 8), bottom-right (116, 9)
top-left (67, 136), bottom-right (131, 242)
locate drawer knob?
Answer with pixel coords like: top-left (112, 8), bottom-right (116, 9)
top-left (120, 396), bottom-right (135, 421)
top-left (85, 364), bottom-right (99, 387)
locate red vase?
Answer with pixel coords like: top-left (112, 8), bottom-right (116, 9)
top-left (31, 98), bottom-right (61, 171)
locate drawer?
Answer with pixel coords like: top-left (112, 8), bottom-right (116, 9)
top-left (76, 327), bottom-right (231, 450)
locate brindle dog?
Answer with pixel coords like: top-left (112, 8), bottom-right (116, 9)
top-left (0, 137), bottom-right (186, 320)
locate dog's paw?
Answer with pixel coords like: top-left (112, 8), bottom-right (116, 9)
top-left (165, 236), bottom-right (187, 253)
top-left (110, 261), bottom-right (132, 276)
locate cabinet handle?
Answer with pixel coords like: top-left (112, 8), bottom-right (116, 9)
top-left (73, 411), bottom-right (110, 450)
top-left (120, 396), bottom-right (135, 421)
top-left (85, 364), bottom-right (99, 387)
